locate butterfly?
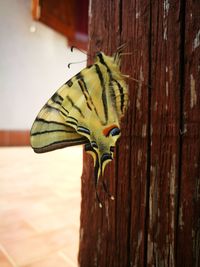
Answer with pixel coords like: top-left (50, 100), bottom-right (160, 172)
top-left (30, 47), bottom-right (129, 205)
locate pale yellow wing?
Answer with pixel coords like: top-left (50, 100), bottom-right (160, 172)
top-left (30, 51), bottom-right (128, 193)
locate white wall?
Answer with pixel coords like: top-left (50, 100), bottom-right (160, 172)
top-left (0, 0), bottom-right (86, 130)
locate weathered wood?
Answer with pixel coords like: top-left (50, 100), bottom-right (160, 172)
top-left (120, 2), bottom-right (150, 266)
top-left (147, 1), bottom-right (181, 266)
top-left (79, 1), bottom-right (124, 266)
top-left (177, 1), bottom-right (200, 266)
top-left (78, 1), bottom-right (150, 266)
top-left (78, 0), bottom-right (200, 266)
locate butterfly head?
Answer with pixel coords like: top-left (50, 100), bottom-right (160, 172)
top-left (94, 51), bottom-right (121, 69)
top-left (94, 44), bottom-right (128, 71)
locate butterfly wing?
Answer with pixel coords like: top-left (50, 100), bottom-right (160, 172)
top-left (30, 51), bottom-right (128, 189)
top-left (30, 85), bottom-right (89, 153)
top-left (30, 64), bottom-right (109, 153)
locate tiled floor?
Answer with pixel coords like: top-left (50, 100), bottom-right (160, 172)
top-left (0, 146), bottom-right (83, 267)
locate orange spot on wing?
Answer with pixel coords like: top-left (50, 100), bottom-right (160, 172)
top-left (103, 124), bottom-right (118, 137)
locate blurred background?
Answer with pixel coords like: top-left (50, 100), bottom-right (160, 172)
top-left (0, 0), bottom-right (89, 266)
top-left (0, 0), bottom-right (88, 135)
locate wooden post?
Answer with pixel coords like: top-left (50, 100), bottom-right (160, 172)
top-left (78, 0), bottom-right (200, 266)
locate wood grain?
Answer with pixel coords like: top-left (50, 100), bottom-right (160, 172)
top-left (177, 1), bottom-right (200, 266)
top-left (78, 0), bottom-right (200, 266)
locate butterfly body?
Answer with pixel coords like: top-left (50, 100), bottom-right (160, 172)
top-left (31, 51), bottom-right (128, 186)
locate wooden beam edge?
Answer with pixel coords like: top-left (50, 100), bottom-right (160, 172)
top-left (0, 130), bottom-right (30, 146)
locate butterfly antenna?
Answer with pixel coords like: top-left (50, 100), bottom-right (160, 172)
top-left (68, 46), bottom-right (94, 68)
top-left (70, 46), bottom-right (93, 59)
top-left (68, 60), bottom-right (87, 68)
top-left (71, 45), bottom-right (87, 55)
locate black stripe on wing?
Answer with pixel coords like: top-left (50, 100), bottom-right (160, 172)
top-left (51, 93), bottom-right (64, 105)
top-left (113, 79), bottom-right (125, 113)
top-left (67, 116), bottom-right (78, 123)
top-left (49, 94), bottom-right (70, 115)
top-left (78, 80), bottom-right (92, 111)
top-left (34, 118), bottom-right (68, 127)
top-left (96, 53), bottom-right (126, 116)
top-left (31, 129), bottom-right (76, 136)
top-left (31, 118), bottom-right (77, 136)
top-left (44, 104), bottom-right (68, 118)
top-left (66, 96), bottom-right (85, 118)
top-left (32, 137), bottom-right (88, 153)
top-left (65, 79), bottom-right (73, 87)
top-left (94, 64), bottom-right (108, 124)
top-left (77, 126), bottom-right (90, 135)
top-left (66, 120), bottom-right (77, 127)
top-left (76, 73), bottom-right (101, 121)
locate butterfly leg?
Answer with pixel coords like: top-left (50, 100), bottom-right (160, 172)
top-left (102, 180), bottom-right (115, 200)
top-left (94, 161), bottom-right (103, 208)
top-left (95, 190), bottom-right (103, 208)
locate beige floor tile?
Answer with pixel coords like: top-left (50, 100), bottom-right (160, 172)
top-left (25, 208), bottom-right (80, 232)
top-left (1, 228), bottom-right (73, 266)
top-left (24, 252), bottom-right (76, 267)
top-left (61, 245), bottom-right (79, 264)
top-left (0, 221), bottom-right (35, 241)
top-left (0, 147), bottom-right (82, 267)
top-left (0, 249), bottom-right (13, 267)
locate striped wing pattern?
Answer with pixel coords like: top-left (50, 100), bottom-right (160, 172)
top-left (30, 51), bottom-right (128, 186)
